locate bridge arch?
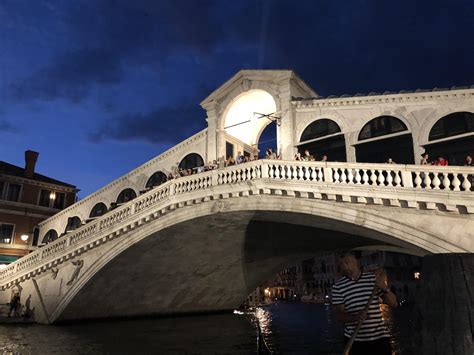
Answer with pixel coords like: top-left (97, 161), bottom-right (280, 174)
top-left (354, 115), bottom-right (414, 164)
top-left (178, 153), bottom-right (204, 171)
top-left (115, 188), bottom-right (138, 204)
top-left (145, 171), bottom-right (168, 189)
top-left (89, 202), bottom-right (108, 218)
top-left (297, 118), bottom-right (346, 161)
top-left (423, 111), bottom-right (474, 165)
top-left (50, 191), bottom-right (469, 323)
top-left (41, 229), bottom-right (59, 244)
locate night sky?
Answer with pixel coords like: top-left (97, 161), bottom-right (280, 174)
top-left (1, 0), bottom-right (473, 198)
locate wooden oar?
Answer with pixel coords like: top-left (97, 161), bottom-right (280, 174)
top-left (342, 284), bottom-right (379, 355)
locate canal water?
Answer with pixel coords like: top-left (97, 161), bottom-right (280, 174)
top-left (0, 302), bottom-right (415, 354)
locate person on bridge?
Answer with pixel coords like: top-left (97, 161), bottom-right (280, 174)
top-left (332, 252), bottom-right (398, 355)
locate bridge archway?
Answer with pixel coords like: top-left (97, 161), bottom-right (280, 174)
top-left (145, 171), bottom-right (168, 189)
top-left (51, 189), bottom-right (469, 323)
top-left (297, 119), bottom-right (346, 161)
top-left (65, 216), bottom-right (82, 233)
top-left (89, 203), bottom-right (108, 218)
top-left (178, 153), bottom-right (204, 171)
top-left (355, 116), bottom-right (414, 164)
top-left (41, 229), bottom-right (58, 244)
top-left (116, 188), bottom-right (137, 204)
top-left (424, 111), bottom-right (474, 165)
top-left (223, 89), bottom-right (277, 147)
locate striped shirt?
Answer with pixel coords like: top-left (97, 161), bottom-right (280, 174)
top-left (331, 272), bottom-right (390, 341)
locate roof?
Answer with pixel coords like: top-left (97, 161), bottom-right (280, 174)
top-left (0, 161), bottom-right (77, 189)
top-left (291, 85), bottom-right (474, 101)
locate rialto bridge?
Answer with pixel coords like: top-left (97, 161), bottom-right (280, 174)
top-left (0, 70), bottom-right (472, 353)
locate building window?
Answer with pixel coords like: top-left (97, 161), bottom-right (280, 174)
top-left (0, 223), bottom-right (14, 244)
top-left (39, 189), bottom-right (51, 207)
top-left (53, 192), bottom-right (65, 209)
top-left (5, 183), bottom-right (21, 202)
top-left (0, 181), bottom-right (4, 199)
top-left (39, 190), bottom-right (65, 208)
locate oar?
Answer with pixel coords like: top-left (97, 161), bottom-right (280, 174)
top-left (342, 284), bottom-right (379, 355)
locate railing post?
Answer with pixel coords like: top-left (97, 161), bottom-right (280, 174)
top-left (169, 182), bottom-right (176, 196)
top-left (211, 169), bottom-right (219, 186)
top-left (401, 167), bottom-right (413, 188)
top-left (323, 164), bottom-right (333, 183)
top-left (261, 160), bottom-right (269, 179)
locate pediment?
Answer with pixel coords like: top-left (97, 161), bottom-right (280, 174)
top-left (200, 69), bottom-right (317, 109)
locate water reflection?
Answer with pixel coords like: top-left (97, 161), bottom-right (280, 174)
top-left (0, 303), bottom-right (415, 354)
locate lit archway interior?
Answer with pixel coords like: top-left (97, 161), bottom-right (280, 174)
top-left (224, 90), bottom-right (277, 146)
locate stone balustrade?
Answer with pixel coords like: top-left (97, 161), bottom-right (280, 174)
top-left (1, 160), bottom-right (472, 286)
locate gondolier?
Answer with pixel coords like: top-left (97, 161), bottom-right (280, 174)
top-left (332, 252), bottom-right (398, 355)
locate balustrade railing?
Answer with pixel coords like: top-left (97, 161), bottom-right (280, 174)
top-left (1, 160), bottom-right (472, 284)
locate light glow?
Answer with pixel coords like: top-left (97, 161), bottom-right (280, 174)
top-left (20, 234), bottom-right (29, 241)
top-left (224, 90), bottom-right (276, 146)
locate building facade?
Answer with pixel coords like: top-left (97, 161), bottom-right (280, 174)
top-left (0, 151), bottom-right (77, 265)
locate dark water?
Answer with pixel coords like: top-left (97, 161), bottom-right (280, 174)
top-left (0, 302), bottom-right (414, 354)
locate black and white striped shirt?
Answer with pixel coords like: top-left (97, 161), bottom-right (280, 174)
top-left (331, 272), bottom-right (390, 341)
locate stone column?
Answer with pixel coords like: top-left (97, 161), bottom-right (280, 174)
top-left (202, 102), bottom-right (219, 162)
top-left (416, 253), bottom-right (473, 355)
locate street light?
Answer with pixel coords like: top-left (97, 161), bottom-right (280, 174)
top-left (49, 191), bottom-right (56, 200)
top-left (20, 234), bottom-right (29, 242)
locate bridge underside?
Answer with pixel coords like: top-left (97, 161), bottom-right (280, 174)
top-left (58, 210), bottom-right (418, 322)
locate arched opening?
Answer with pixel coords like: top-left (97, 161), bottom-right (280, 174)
top-left (116, 188), bottom-right (137, 204)
top-left (355, 116), bottom-right (414, 164)
top-left (424, 112), bottom-right (474, 165)
top-left (41, 229), bottom-right (58, 244)
top-left (146, 171), bottom-right (168, 189)
top-left (256, 121), bottom-right (277, 159)
top-left (297, 119), bottom-right (346, 161)
top-left (65, 216), bottom-right (82, 232)
top-left (179, 153), bottom-right (204, 171)
top-left (224, 89), bottom-right (277, 147)
top-left (89, 203), bottom-right (108, 218)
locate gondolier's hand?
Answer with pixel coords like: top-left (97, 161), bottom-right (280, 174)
top-left (374, 268), bottom-right (388, 290)
top-left (352, 310), bottom-right (368, 322)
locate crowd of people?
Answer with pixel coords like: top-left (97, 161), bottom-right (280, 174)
top-left (419, 153), bottom-right (472, 167)
top-left (158, 150), bottom-right (472, 186)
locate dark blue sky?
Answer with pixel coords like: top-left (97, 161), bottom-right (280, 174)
top-left (1, 0), bottom-right (473, 198)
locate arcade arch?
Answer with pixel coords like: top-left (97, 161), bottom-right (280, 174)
top-left (179, 153), bottom-right (204, 171)
top-left (355, 116), bottom-right (414, 164)
top-left (424, 111), bottom-right (474, 165)
top-left (41, 229), bottom-right (58, 244)
top-left (146, 171), bottom-right (168, 189)
top-left (297, 119), bottom-right (346, 162)
top-left (116, 189), bottom-right (137, 204)
top-left (89, 203), bottom-right (108, 218)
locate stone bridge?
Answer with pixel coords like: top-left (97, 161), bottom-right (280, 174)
top-left (1, 69), bottom-right (473, 354)
top-left (0, 160), bottom-right (472, 325)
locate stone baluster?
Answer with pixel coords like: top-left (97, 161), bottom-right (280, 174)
top-left (362, 169), bottom-right (369, 185)
top-left (340, 169), bottom-right (347, 183)
top-left (347, 169), bottom-right (354, 184)
top-left (377, 170), bottom-right (385, 186)
top-left (333, 169), bottom-right (340, 183)
top-left (394, 172), bottom-right (401, 187)
top-left (370, 170), bottom-right (378, 185)
top-left (451, 174), bottom-right (461, 191)
top-left (386, 171), bottom-right (393, 186)
top-left (432, 173), bottom-right (441, 189)
top-left (461, 173), bottom-right (471, 191)
top-left (311, 167), bottom-right (317, 181)
top-left (354, 169), bottom-right (361, 185)
top-left (423, 172), bottom-right (432, 189)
